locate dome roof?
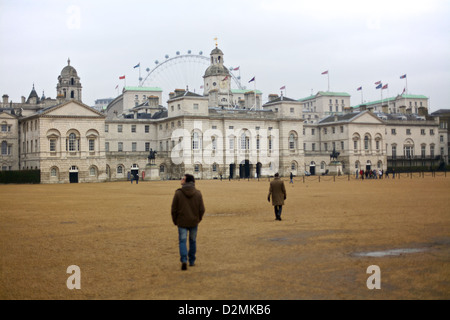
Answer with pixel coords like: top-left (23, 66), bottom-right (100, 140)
top-left (204, 64), bottom-right (230, 77)
top-left (210, 47), bottom-right (224, 55)
top-left (60, 58), bottom-right (78, 77)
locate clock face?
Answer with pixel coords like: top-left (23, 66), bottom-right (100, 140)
top-left (213, 82), bottom-right (217, 86)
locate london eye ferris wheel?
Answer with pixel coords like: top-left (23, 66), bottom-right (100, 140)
top-left (138, 50), bottom-right (244, 104)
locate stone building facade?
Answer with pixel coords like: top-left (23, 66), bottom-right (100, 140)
top-left (0, 46), bottom-right (447, 183)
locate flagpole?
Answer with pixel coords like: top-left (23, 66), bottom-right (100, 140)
top-left (328, 72), bottom-right (330, 92)
top-left (406, 77), bottom-right (408, 95)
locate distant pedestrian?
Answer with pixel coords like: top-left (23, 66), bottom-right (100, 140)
top-left (171, 174), bottom-right (205, 271)
top-left (290, 172), bottom-right (294, 184)
top-left (135, 172), bottom-right (139, 184)
top-left (268, 173), bottom-right (286, 221)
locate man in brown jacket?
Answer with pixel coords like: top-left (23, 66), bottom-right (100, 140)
top-left (268, 173), bottom-right (286, 221)
top-left (171, 174), bottom-right (205, 270)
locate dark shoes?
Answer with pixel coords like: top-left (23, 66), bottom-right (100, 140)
top-left (181, 262), bottom-right (195, 270)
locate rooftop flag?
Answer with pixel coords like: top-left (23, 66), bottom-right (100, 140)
top-left (222, 76), bottom-right (229, 81)
top-left (375, 81), bottom-right (382, 85)
top-left (248, 76), bottom-right (255, 83)
top-left (134, 63), bottom-right (140, 69)
top-left (357, 86), bottom-right (362, 91)
top-left (382, 84), bottom-right (388, 89)
top-left (233, 67), bottom-right (240, 71)
top-left (119, 75), bottom-right (125, 80)
top-left (375, 83), bottom-right (382, 89)
top-left (321, 70), bottom-right (328, 75)
top-left (280, 86), bottom-right (286, 90)
top-left (400, 74), bottom-right (407, 79)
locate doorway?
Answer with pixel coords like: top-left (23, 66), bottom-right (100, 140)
top-left (69, 166), bottom-right (79, 183)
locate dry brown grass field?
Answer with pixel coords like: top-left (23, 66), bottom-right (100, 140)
top-left (1, 174), bottom-right (449, 300)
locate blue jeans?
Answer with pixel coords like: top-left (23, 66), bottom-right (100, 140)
top-left (178, 226), bottom-right (198, 264)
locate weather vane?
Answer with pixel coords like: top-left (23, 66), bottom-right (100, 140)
top-left (214, 37), bottom-right (218, 47)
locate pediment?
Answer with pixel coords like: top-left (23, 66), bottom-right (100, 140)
top-left (41, 100), bottom-right (105, 118)
top-left (351, 111), bottom-right (384, 124)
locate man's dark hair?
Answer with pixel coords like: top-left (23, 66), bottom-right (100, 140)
top-left (274, 173), bottom-right (279, 177)
top-left (185, 174), bottom-right (195, 183)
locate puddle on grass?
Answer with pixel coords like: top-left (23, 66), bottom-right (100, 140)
top-left (353, 248), bottom-right (428, 257)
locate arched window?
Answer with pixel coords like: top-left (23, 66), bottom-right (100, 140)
top-left (289, 133), bottom-right (296, 150)
top-left (89, 166), bottom-right (97, 176)
top-left (68, 133), bottom-right (77, 151)
top-left (192, 132), bottom-right (200, 150)
top-left (364, 136), bottom-right (370, 150)
top-left (51, 167), bottom-right (58, 178)
top-left (240, 132), bottom-right (250, 150)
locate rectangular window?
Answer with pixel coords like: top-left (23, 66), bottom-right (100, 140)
top-left (132, 142), bottom-right (137, 152)
top-left (118, 142), bottom-right (123, 152)
top-left (421, 129), bottom-right (425, 135)
top-left (89, 139), bottom-right (95, 152)
top-left (131, 125), bottom-right (136, 133)
top-left (105, 142), bottom-right (109, 152)
top-left (406, 129), bottom-right (411, 135)
top-left (145, 142), bottom-right (150, 152)
top-left (312, 143), bottom-right (316, 151)
top-left (105, 124), bottom-right (109, 132)
top-left (391, 128), bottom-right (396, 135)
top-left (229, 138), bottom-right (234, 150)
top-left (118, 125), bottom-right (123, 133)
top-left (145, 125), bottom-right (149, 133)
top-left (50, 139), bottom-right (56, 152)
top-left (193, 104), bottom-right (199, 110)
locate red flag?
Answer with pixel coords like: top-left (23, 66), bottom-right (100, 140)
top-left (233, 67), bottom-right (240, 71)
top-left (321, 70), bottom-right (328, 75)
top-left (119, 75), bottom-right (125, 80)
top-left (280, 86), bottom-right (286, 90)
top-left (382, 84), bottom-right (388, 89)
top-left (222, 76), bottom-right (229, 81)
top-left (375, 80), bottom-right (381, 85)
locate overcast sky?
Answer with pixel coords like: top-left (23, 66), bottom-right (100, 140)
top-left (1, 0), bottom-right (449, 111)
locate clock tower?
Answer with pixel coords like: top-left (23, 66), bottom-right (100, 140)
top-left (203, 45), bottom-right (232, 108)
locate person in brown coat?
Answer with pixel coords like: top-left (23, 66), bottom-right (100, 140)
top-left (171, 174), bottom-right (205, 270)
top-left (268, 173), bottom-right (286, 221)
